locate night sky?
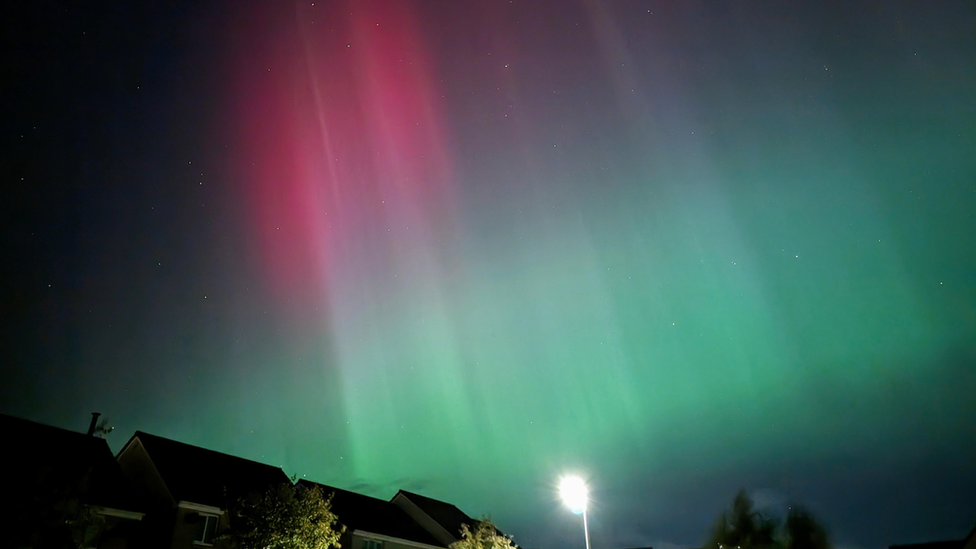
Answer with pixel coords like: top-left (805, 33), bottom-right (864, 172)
top-left (3, 1), bottom-right (975, 549)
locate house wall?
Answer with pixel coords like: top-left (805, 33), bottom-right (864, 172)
top-left (116, 437), bottom-right (180, 549)
top-left (169, 506), bottom-right (230, 549)
top-left (116, 437), bottom-right (174, 509)
top-left (350, 531), bottom-right (441, 549)
top-left (963, 532), bottom-right (975, 549)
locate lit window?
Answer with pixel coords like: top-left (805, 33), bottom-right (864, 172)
top-left (194, 514), bottom-right (218, 545)
top-left (363, 540), bottom-right (384, 549)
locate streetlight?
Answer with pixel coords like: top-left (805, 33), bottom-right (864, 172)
top-left (559, 476), bottom-right (591, 549)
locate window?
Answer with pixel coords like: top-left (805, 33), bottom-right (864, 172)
top-left (362, 539), bottom-right (384, 549)
top-left (193, 514), bottom-right (219, 546)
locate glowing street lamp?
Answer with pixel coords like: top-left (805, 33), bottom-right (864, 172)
top-left (559, 476), bottom-right (591, 549)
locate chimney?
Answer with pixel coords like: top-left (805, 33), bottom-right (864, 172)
top-left (87, 412), bottom-right (101, 436)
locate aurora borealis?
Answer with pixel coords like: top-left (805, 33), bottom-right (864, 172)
top-left (2, 1), bottom-right (975, 548)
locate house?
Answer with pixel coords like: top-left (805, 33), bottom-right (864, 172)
top-left (0, 413), bottom-right (145, 549)
top-left (298, 480), bottom-right (446, 549)
top-left (391, 490), bottom-right (481, 547)
top-left (891, 526), bottom-right (976, 549)
top-left (116, 431), bottom-right (290, 549)
top-left (297, 482), bottom-right (512, 549)
top-left (0, 411), bottom-right (510, 549)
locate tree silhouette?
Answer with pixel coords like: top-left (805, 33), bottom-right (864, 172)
top-left (706, 491), bottom-right (780, 549)
top-left (784, 506), bottom-right (830, 549)
top-left (705, 491), bottom-right (831, 549)
top-left (3, 464), bottom-right (103, 549)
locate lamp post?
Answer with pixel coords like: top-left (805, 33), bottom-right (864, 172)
top-left (559, 476), bottom-right (591, 549)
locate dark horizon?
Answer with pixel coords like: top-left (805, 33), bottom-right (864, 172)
top-left (3, 2), bottom-right (975, 549)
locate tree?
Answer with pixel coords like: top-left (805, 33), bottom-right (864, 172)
top-left (226, 482), bottom-right (344, 549)
top-left (706, 491), bottom-right (780, 549)
top-left (784, 507), bottom-right (830, 549)
top-left (450, 519), bottom-right (518, 549)
top-left (705, 491), bottom-right (831, 549)
top-left (2, 463), bottom-right (104, 549)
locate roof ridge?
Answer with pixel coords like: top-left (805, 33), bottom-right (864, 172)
top-left (398, 489), bottom-right (463, 509)
top-left (134, 430), bottom-right (286, 471)
top-left (300, 480), bottom-right (394, 502)
top-left (3, 412), bottom-right (104, 441)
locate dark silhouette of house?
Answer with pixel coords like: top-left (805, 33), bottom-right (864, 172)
top-left (891, 543), bottom-right (965, 549)
top-left (0, 413), bottom-right (145, 549)
top-left (116, 431), bottom-right (290, 549)
top-left (1, 413), bottom-right (513, 549)
top-left (298, 480), bottom-right (446, 549)
top-left (891, 524), bottom-right (976, 549)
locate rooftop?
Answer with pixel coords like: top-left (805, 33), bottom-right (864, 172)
top-left (127, 430), bottom-right (290, 507)
top-left (1, 413), bottom-right (143, 513)
top-left (298, 480), bottom-right (445, 547)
